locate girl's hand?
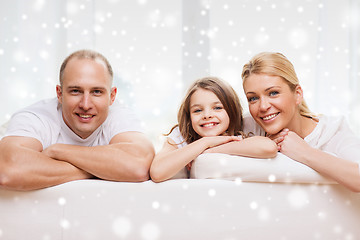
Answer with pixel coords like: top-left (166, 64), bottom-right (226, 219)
top-left (277, 131), bottom-right (312, 161)
top-left (201, 136), bottom-right (242, 153)
top-left (185, 136), bottom-right (241, 171)
top-left (202, 135), bottom-right (242, 148)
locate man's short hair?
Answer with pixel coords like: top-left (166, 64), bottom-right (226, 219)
top-left (59, 49), bottom-right (114, 87)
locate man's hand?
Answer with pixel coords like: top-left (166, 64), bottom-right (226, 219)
top-left (0, 136), bottom-right (93, 191)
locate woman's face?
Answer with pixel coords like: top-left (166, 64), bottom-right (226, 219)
top-left (189, 88), bottom-right (230, 137)
top-left (243, 74), bottom-right (302, 135)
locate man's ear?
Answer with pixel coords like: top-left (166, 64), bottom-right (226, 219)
top-left (110, 87), bottom-right (117, 105)
top-left (294, 85), bottom-right (303, 105)
top-left (56, 85), bottom-right (63, 104)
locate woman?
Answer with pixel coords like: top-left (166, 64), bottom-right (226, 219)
top-left (242, 52), bottom-right (360, 192)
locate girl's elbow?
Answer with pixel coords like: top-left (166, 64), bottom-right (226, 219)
top-left (149, 168), bottom-right (164, 183)
top-left (149, 164), bottom-right (168, 183)
top-left (348, 181), bottom-right (360, 193)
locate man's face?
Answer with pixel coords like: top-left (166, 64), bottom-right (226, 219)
top-left (56, 58), bottom-right (117, 139)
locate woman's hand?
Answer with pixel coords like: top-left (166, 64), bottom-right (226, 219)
top-left (276, 130), bottom-right (312, 162)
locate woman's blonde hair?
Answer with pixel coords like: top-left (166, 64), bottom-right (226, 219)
top-left (169, 77), bottom-right (244, 144)
top-left (242, 52), bottom-right (316, 119)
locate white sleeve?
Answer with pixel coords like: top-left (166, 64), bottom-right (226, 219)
top-left (326, 129), bottom-right (360, 164)
top-left (4, 111), bottom-right (47, 147)
top-left (106, 105), bottom-right (144, 140)
top-left (242, 114), bottom-right (265, 136)
top-left (167, 127), bottom-right (187, 148)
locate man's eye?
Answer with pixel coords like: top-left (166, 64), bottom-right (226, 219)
top-left (93, 90), bottom-right (103, 95)
top-left (70, 89), bottom-right (80, 94)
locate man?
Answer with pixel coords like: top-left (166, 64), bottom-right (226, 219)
top-left (0, 49), bottom-right (155, 190)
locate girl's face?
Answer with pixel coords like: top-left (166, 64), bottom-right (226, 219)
top-left (189, 88), bottom-right (230, 137)
top-left (243, 74), bottom-right (302, 135)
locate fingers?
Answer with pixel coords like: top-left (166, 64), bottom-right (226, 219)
top-left (232, 136), bottom-right (243, 141)
top-left (273, 136), bottom-right (284, 144)
top-left (268, 128), bottom-right (289, 140)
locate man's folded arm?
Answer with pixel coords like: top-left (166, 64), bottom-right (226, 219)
top-left (0, 136), bottom-right (93, 191)
top-left (42, 132), bottom-right (155, 182)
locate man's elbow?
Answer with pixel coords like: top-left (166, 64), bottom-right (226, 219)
top-left (132, 147), bottom-right (154, 182)
top-left (131, 164), bottom-right (150, 182)
top-left (129, 153), bottom-right (154, 182)
top-left (0, 167), bottom-right (24, 190)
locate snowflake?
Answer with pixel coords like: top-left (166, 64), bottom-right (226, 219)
top-left (112, 217), bottom-right (132, 238)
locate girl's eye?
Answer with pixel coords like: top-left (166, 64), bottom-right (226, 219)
top-left (269, 91), bottom-right (279, 97)
top-left (214, 106), bottom-right (223, 110)
top-left (247, 96), bottom-right (258, 102)
top-left (193, 109), bottom-right (202, 113)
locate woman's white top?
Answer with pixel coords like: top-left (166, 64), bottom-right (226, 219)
top-left (243, 114), bottom-right (360, 172)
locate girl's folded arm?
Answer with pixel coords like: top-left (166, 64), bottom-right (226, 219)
top-left (205, 136), bottom-right (277, 158)
top-left (150, 136), bottom-right (240, 182)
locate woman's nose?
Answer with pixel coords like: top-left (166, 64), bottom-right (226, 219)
top-left (259, 97), bottom-right (271, 111)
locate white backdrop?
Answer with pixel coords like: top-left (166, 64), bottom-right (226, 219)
top-left (0, 0), bottom-right (359, 149)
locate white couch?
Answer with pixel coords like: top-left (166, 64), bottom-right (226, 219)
top-left (1, 120), bottom-right (360, 239)
top-left (1, 174), bottom-right (360, 239)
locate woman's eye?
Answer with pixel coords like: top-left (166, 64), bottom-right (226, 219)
top-left (269, 91), bottom-right (279, 97)
top-left (248, 96), bottom-right (258, 102)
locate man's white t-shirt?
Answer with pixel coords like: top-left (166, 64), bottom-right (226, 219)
top-left (4, 98), bottom-right (143, 149)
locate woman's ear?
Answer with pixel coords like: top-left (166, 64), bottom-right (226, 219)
top-left (294, 85), bottom-right (303, 105)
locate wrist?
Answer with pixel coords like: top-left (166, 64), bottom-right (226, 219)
top-left (44, 144), bottom-right (62, 159)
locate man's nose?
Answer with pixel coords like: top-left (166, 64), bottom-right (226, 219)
top-left (79, 93), bottom-right (93, 111)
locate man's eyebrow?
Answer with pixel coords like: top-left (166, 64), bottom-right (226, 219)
top-left (66, 86), bottom-right (81, 89)
top-left (66, 86), bottom-right (108, 90)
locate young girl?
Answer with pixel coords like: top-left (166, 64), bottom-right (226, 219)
top-left (242, 52), bottom-right (360, 192)
top-left (150, 77), bottom-right (277, 183)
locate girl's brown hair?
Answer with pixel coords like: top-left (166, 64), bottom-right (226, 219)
top-left (169, 77), bottom-right (244, 144)
top-left (242, 52), bottom-right (316, 119)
